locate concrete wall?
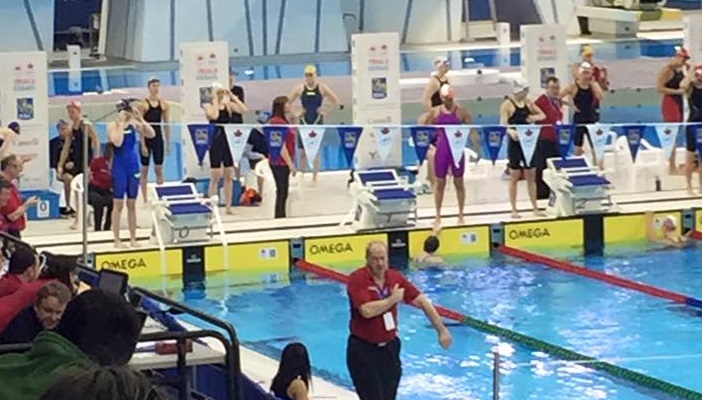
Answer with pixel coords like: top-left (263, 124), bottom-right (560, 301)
top-left (104, 0), bottom-right (348, 62)
top-left (0, 0), bottom-right (54, 52)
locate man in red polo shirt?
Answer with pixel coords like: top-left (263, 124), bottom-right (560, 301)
top-left (533, 76), bottom-right (565, 199)
top-left (0, 246), bottom-right (41, 298)
top-left (0, 155), bottom-right (39, 238)
top-left (346, 241), bottom-right (452, 400)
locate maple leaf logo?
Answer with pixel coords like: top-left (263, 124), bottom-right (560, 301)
top-left (525, 129), bottom-right (533, 137)
top-left (596, 129), bottom-right (604, 136)
top-left (209, 53), bottom-right (216, 59)
top-left (27, 63), bottom-right (34, 69)
top-left (309, 131), bottom-right (317, 138)
top-left (234, 130), bottom-right (243, 137)
top-left (664, 129), bottom-right (672, 135)
top-left (381, 128), bottom-right (390, 135)
top-left (454, 131), bottom-right (462, 138)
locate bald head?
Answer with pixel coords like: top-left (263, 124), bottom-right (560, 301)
top-left (365, 241), bottom-right (389, 279)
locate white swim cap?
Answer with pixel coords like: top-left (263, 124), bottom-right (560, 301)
top-left (512, 77), bottom-right (529, 94)
top-left (440, 84), bottom-right (454, 99)
top-left (579, 62), bottom-right (593, 74)
top-left (211, 82), bottom-right (224, 90)
top-left (664, 215), bottom-right (677, 229)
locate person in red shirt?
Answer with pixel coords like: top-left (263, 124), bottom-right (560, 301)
top-left (533, 76), bottom-right (565, 199)
top-left (87, 144), bottom-right (114, 231)
top-left (346, 241), bottom-right (452, 400)
top-left (0, 246), bottom-right (41, 299)
top-left (0, 155), bottom-right (39, 239)
top-left (268, 96), bottom-right (298, 219)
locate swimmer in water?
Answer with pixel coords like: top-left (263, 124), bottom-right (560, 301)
top-left (413, 235), bottom-right (445, 267)
top-left (645, 211), bottom-right (693, 249)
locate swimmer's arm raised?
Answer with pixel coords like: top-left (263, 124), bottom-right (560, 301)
top-left (0, 129), bottom-right (15, 159)
top-left (422, 79), bottom-right (439, 112)
top-left (591, 81), bottom-right (604, 102)
top-left (203, 102), bottom-right (219, 121)
top-left (107, 121), bottom-right (125, 148)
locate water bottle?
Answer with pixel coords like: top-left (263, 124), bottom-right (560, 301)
top-left (655, 176), bottom-right (661, 192)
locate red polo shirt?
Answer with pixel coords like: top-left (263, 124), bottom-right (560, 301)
top-left (347, 266), bottom-right (421, 344)
top-left (0, 278), bottom-right (55, 332)
top-left (268, 116), bottom-right (296, 167)
top-left (0, 181), bottom-right (26, 232)
top-left (0, 274), bottom-right (22, 298)
top-left (534, 94), bottom-right (563, 143)
top-left (90, 157), bottom-right (112, 190)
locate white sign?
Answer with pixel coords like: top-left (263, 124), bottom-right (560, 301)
top-left (0, 51), bottom-right (50, 189)
top-left (520, 25), bottom-right (568, 94)
top-left (684, 14), bottom-right (702, 66)
top-left (179, 41), bottom-right (229, 179)
top-left (298, 126), bottom-right (325, 170)
top-left (444, 126), bottom-right (470, 168)
top-left (654, 123), bottom-right (680, 161)
top-left (586, 124), bottom-right (612, 162)
top-left (515, 125), bottom-right (541, 167)
top-left (224, 124), bottom-right (251, 167)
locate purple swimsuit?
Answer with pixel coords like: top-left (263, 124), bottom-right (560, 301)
top-left (434, 108), bottom-right (465, 179)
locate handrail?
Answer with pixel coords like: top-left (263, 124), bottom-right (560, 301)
top-left (131, 287), bottom-right (243, 400)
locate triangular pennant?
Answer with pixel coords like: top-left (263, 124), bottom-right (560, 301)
top-left (375, 126), bottom-right (400, 162)
top-left (263, 126), bottom-right (288, 162)
top-left (299, 126), bottom-right (325, 170)
top-left (481, 126), bottom-right (506, 165)
top-left (692, 123), bottom-right (702, 158)
top-left (654, 123), bottom-right (679, 160)
top-left (409, 126), bottom-right (435, 163)
top-left (338, 126), bottom-right (363, 167)
top-left (586, 123), bottom-right (611, 162)
top-left (187, 124), bottom-right (214, 166)
top-left (622, 124), bottom-right (645, 163)
top-left (224, 124), bottom-right (251, 166)
top-left (515, 125), bottom-right (541, 167)
top-left (443, 126), bottom-right (470, 168)
top-left (556, 124), bottom-right (575, 159)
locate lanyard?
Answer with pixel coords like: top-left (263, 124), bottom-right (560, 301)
top-left (375, 284), bottom-right (390, 299)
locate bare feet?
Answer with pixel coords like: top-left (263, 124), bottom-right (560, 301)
top-left (225, 208), bottom-right (235, 216)
top-left (69, 223), bottom-right (77, 230)
top-left (533, 209), bottom-right (546, 217)
top-left (511, 211), bottom-right (521, 219)
top-left (130, 240), bottom-right (140, 248)
top-left (114, 240), bottom-right (127, 249)
top-left (433, 218), bottom-right (442, 233)
top-left (688, 188), bottom-right (696, 196)
top-left (457, 215), bottom-right (465, 225)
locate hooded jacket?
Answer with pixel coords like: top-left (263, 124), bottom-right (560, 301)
top-left (0, 330), bottom-right (92, 399)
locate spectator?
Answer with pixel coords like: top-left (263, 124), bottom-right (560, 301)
top-left (57, 102), bottom-right (101, 215)
top-left (268, 96), bottom-right (297, 219)
top-left (0, 246), bottom-right (40, 298)
top-left (346, 241), bottom-right (452, 400)
top-left (1, 281), bottom-right (72, 344)
top-left (0, 252), bottom-right (81, 331)
top-left (39, 365), bottom-right (170, 400)
top-left (0, 155), bottom-right (39, 238)
top-left (0, 289), bottom-right (143, 400)
top-left (271, 342), bottom-right (312, 400)
top-left (74, 144), bottom-right (113, 231)
top-left (50, 120), bottom-right (72, 217)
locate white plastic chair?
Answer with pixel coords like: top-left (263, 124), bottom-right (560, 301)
top-left (612, 136), bottom-right (665, 193)
top-left (69, 174), bottom-right (94, 228)
top-left (254, 160), bottom-right (277, 219)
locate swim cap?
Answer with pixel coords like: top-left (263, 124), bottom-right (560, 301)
top-left (304, 64), bottom-right (317, 75)
top-left (512, 77), bottom-right (529, 94)
top-left (664, 215), bottom-right (677, 229)
top-left (581, 45), bottom-right (594, 57)
top-left (116, 98), bottom-right (138, 112)
top-left (675, 46), bottom-right (690, 59)
top-left (440, 84), bottom-right (455, 99)
top-left (7, 122), bottom-right (20, 134)
top-left (434, 57), bottom-right (449, 68)
top-left (66, 100), bottom-right (82, 111)
top-left (147, 76), bottom-right (160, 86)
top-left (211, 82), bottom-right (224, 90)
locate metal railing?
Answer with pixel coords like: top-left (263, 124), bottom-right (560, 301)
top-left (131, 287), bottom-right (244, 400)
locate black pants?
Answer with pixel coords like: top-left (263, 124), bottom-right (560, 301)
top-left (271, 165), bottom-right (290, 219)
top-left (88, 185), bottom-right (113, 231)
top-left (533, 139), bottom-right (561, 200)
top-left (6, 229), bottom-right (21, 240)
top-left (347, 335), bottom-right (402, 400)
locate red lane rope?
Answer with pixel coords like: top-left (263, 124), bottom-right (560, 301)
top-left (496, 245), bottom-right (689, 304)
top-left (690, 231), bottom-right (702, 241)
top-left (294, 259), bottom-right (465, 322)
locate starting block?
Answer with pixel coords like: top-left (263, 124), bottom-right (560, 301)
top-left (341, 169), bottom-right (418, 231)
top-left (149, 182), bottom-right (226, 245)
top-left (543, 157), bottom-right (617, 217)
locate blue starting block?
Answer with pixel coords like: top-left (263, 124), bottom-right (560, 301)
top-left (543, 156), bottom-right (617, 217)
top-left (149, 182), bottom-right (227, 246)
top-left (341, 169), bottom-right (418, 231)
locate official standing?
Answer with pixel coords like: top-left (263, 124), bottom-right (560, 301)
top-left (346, 241), bottom-right (452, 400)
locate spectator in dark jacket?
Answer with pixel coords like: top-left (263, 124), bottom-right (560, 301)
top-left (1, 281), bottom-right (72, 344)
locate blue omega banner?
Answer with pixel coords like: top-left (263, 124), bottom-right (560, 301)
top-left (481, 126), bottom-right (506, 165)
top-left (622, 124), bottom-right (645, 163)
top-left (654, 123), bottom-right (679, 160)
top-left (224, 124), bottom-right (252, 166)
top-left (338, 126), bottom-right (363, 167)
top-left (187, 124), bottom-right (215, 166)
top-left (515, 125), bottom-right (540, 167)
top-left (409, 126), bottom-right (434, 163)
top-left (263, 126), bottom-right (288, 161)
top-left (556, 124), bottom-right (575, 158)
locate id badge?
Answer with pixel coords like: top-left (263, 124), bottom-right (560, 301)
top-left (382, 312), bottom-right (396, 331)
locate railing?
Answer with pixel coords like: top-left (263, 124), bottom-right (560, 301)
top-left (131, 287), bottom-right (244, 400)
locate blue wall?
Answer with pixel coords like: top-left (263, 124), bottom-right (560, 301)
top-left (0, 0), bottom-right (54, 51)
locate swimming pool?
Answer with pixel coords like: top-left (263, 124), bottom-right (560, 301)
top-left (179, 247), bottom-right (702, 400)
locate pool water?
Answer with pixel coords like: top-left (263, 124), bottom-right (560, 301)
top-left (180, 247), bottom-right (702, 400)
